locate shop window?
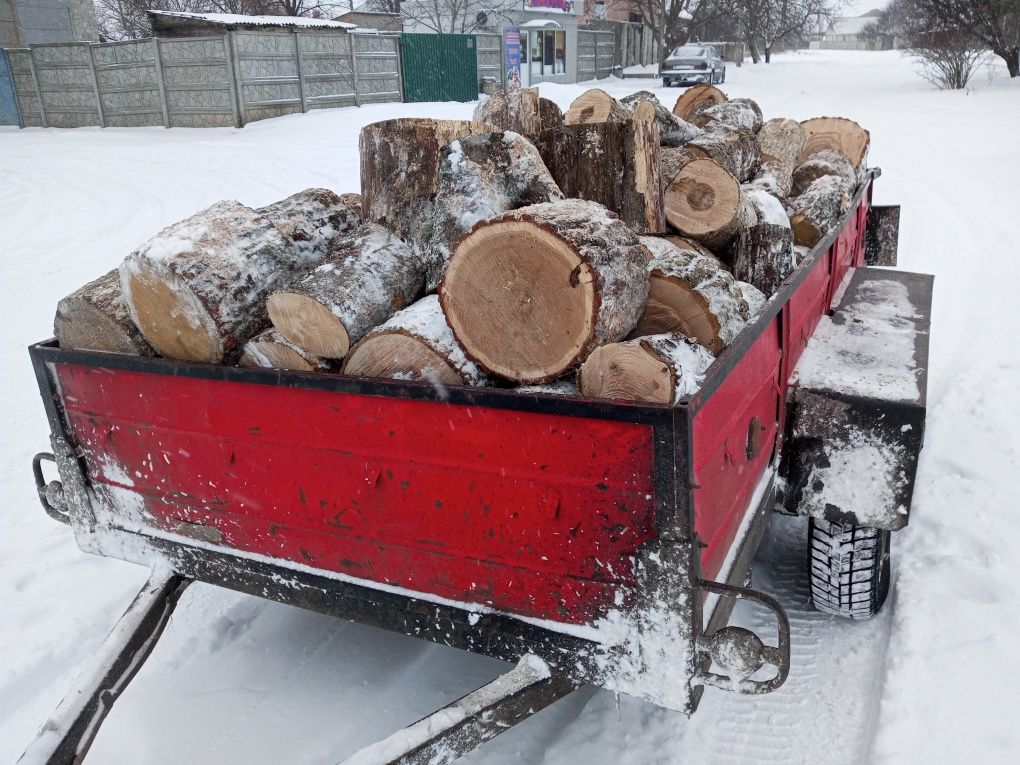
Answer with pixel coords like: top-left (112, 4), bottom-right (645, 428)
top-left (528, 30), bottom-right (568, 77)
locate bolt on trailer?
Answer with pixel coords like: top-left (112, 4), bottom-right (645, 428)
top-left (22, 169), bottom-right (929, 764)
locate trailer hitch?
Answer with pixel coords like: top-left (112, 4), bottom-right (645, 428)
top-left (694, 579), bottom-right (791, 694)
top-left (33, 452), bottom-right (70, 525)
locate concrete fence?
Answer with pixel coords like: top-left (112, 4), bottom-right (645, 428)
top-left (576, 30), bottom-right (615, 82)
top-left (2, 28), bottom-right (401, 128)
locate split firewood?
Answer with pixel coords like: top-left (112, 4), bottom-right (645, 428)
top-left (791, 149), bottom-right (857, 196)
top-left (692, 98), bottom-right (763, 133)
top-left (622, 91), bottom-right (702, 146)
top-left (239, 327), bottom-right (328, 372)
top-left (439, 199), bottom-right (650, 384)
top-left (539, 97), bottom-right (564, 130)
top-left (729, 188), bottom-right (795, 296)
top-left (257, 189), bottom-right (362, 261)
top-left (788, 175), bottom-right (851, 247)
top-left (672, 83), bottom-right (726, 122)
top-left (629, 236), bottom-right (765, 354)
top-left (661, 152), bottom-right (753, 250)
top-left (343, 295), bottom-right (488, 387)
top-left (54, 270), bottom-right (154, 356)
top-left (267, 223), bottom-right (424, 359)
top-left (577, 333), bottom-right (715, 405)
top-left (752, 118), bottom-right (807, 197)
top-left (120, 200), bottom-right (309, 363)
top-left (799, 117), bottom-right (870, 168)
top-left (472, 88), bottom-right (542, 134)
top-left (685, 124), bottom-right (761, 183)
top-left (359, 118), bottom-right (493, 241)
top-left (562, 88), bottom-right (631, 125)
top-left (516, 380), bottom-right (578, 396)
top-left (531, 121), bottom-right (665, 233)
top-left (413, 130), bottom-right (563, 292)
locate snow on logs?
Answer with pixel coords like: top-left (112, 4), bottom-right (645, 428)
top-left (54, 270), bottom-right (154, 356)
top-left (577, 333), bottom-right (715, 405)
top-left (439, 199), bottom-right (650, 384)
top-left (343, 295), bottom-right (488, 387)
top-left (120, 200), bottom-right (330, 363)
top-left (239, 328), bottom-right (328, 372)
top-left (685, 124), bottom-right (762, 183)
top-left (791, 148), bottom-right (857, 197)
top-left (788, 175), bottom-right (851, 247)
top-left (728, 187), bottom-right (796, 296)
top-left (691, 98), bottom-right (763, 134)
top-left (630, 236), bottom-right (765, 354)
top-left (267, 223), bottom-right (424, 360)
top-left (672, 83), bottom-right (727, 123)
top-left (472, 88), bottom-right (542, 135)
top-left (752, 118), bottom-right (807, 197)
top-left (621, 91), bottom-right (702, 146)
top-left (257, 188), bottom-right (362, 260)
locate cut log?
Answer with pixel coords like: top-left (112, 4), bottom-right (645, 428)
top-left (239, 328), bottom-right (328, 372)
top-left (531, 121), bottom-right (665, 233)
top-left (789, 175), bottom-right (851, 247)
top-left (414, 130), bottom-right (563, 292)
top-left (54, 270), bottom-right (154, 356)
top-left (257, 188), bottom-right (362, 263)
top-left (267, 223), bottom-right (424, 359)
top-left (672, 83), bottom-right (726, 122)
top-left (799, 117), bottom-right (870, 168)
top-left (343, 295), bottom-right (488, 387)
top-left (661, 234), bottom-right (717, 259)
top-left (622, 91), bottom-right (702, 146)
top-left (753, 118), bottom-right (807, 197)
top-left (692, 98), bottom-right (763, 133)
top-left (685, 124), bottom-right (761, 182)
top-left (662, 155), bottom-right (751, 249)
top-left (629, 236), bottom-right (761, 354)
top-left (791, 148), bottom-right (857, 196)
top-left (660, 146), bottom-right (700, 185)
top-left (439, 199), bottom-right (650, 384)
top-left (728, 187), bottom-right (795, 297)
top-left (359, 118), bottom-right (493, 241)
top-left (563, 88), bottom-right (631, 125)
top-left (120, 200), bottom-right (304, 363)
top-left (538, 97), bottom-right (564, 130)
top-left (472, 88), bottom-right (541, 134)
top-left (577, 333), bottom-right (715, 405)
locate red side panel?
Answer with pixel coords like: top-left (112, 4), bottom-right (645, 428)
top-left (56, 366), bottom-right (657, 624)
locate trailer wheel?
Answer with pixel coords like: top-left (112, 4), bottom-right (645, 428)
top-left (808, 519), bottom-right (891, 619)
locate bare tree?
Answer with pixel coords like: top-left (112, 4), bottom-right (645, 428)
top-left (619, 0), bottom-right (738, 61)
top-left (736, 0), bottom-right (838, 63)
top-left (882, 0), bottom-right (990, 87)
top-left (401, 0), bottom-right (519, 34)
top-left (898, 0), bottom-right (1020, 77)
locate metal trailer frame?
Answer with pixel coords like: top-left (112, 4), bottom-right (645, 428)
top-left (21, 172), bottom-right (902, 764)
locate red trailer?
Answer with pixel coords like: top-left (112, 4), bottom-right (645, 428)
top-left (23, 170), bottom-right (930, 764)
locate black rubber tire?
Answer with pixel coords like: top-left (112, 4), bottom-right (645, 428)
top-left (808, 519), bottom-right (891, 620)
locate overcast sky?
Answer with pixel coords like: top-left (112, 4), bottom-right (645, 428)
top-left (839, 0), bottom-right (889, 16)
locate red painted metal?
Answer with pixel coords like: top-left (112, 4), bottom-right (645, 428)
top-left (56, 366), bottom-right (657, 624)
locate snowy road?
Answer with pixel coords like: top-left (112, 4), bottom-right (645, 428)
top-left (2, 50), bottom-right (1019, 764)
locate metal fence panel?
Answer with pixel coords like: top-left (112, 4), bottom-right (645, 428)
top-left (92, 40), bottom-right (163, 127)
top-left (0, 48), bottom-right (20, 125)
top-left (595, 33), bottom-right (614, 78)
top-left (475, 33), bottom-right (502, 88)
top-left (232, 29), bottom-right (301, 124)
top-left (400, 33), bottom-right (477, 103)
top-left (158, 36), bottom-right (237, 128)
top-left (31, 42), bottom-right (101, 127)
top-left (6, 49), bottom-right (41, 126)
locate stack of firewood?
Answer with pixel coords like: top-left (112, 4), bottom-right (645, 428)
top-left (53, 83), bottom-right (869, 405)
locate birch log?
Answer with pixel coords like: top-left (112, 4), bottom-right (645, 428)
top-left (791, 149), bottom-right (857, 196)
top-left (728, 187), bottom-right (795, 296)
top-left (439, 199), bottom-right (650, 384)
top-left (692, 98), bottom-right (763, 133)
top-left (257, 188), bottom-right (362, 261)
top-left (685, 124), bottom-right (761, 182)
top-left (54, 270), bottom-right (154, 355)
top-left (622, 91), bottom-right (702, 146)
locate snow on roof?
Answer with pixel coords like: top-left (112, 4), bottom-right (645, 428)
top-left (829, 16), bottom-right (877, 36)
top-left (149, 11), bottom-right (356, 30)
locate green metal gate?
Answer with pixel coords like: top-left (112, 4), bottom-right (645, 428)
top-left (400, 33), bottom-right (479, 103)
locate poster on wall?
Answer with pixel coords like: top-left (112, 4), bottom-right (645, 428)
top-left (522, 0), bottom-right (576, 13)
top-left (504, 29), bottom-right (522, 90)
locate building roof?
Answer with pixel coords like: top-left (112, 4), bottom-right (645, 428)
top-left (829, 16), bottom-right (876, 36)
top-left (148, 11), bottom-right (356, 30)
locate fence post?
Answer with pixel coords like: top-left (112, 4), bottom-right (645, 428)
top-left (225, 31), bottom-right (245, 127)
top-left (27, 47), bottom-right (47, 127)
top-left (349, 33), bottom-right (360, 107)
top-left (86, 43), bottom-right (105, 128)
top-left (293, 30), bottom-right (307, 113)
top-left (395, 34), bottom-right (404, 103)
top-left (152, 38), bottom-right (170, 128)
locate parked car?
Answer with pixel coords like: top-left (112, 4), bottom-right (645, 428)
top-left (662, 44), bottom-right (726, 87)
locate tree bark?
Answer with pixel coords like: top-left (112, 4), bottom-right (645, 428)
top-left (563, 88), bottom-right (632, 125)
top-left (685, 124), bottom-right (762, 182)
top-left (267, 223), bottom-right (424, 360)
top-left (798, 117), bottom-right (871, 169)
top-left (792, 149), bottom-right (857, 196)
top-left (538, 97), bottom-right (564, 130)
top-left (344, 295), bottom-right (489, 387)
top-left (413, 131), bottom-right (563, 293)
top-left (621, 90), bottom-right (702, 146)
top-left (257, 189), bottom-right (362, 263)
top-left (577, 333), bottom-right (715, 405)
top-left (726, 186), bottom-right (796, 297)
top-left (439, 199), bottom-right (650, 384)
top-left (629, 236), bottom-right (764, 354)
top-left (530, 121), bottom-right (665, 233)
top-left (752, 118), bottom-right (807, 198)
top-left (239, 327), bottom-right (328, 372)
top-left (119, 201), bottom-right (307, 363)
top-left (789, 176), bottom-right (851, 247)
top-left (692, 98), bottom-right (763, 133)
top-left (671, 83), bottom-right (727, 122)
top-left (472, 87), bottom-right (542, 134)
top-left (359, 118), bottom-right (494, 241)
top-left (55, 270), bottom-right (154, 356)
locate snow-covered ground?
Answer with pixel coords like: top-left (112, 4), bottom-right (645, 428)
top-left (2, 50), bottom-right (1019, 763)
